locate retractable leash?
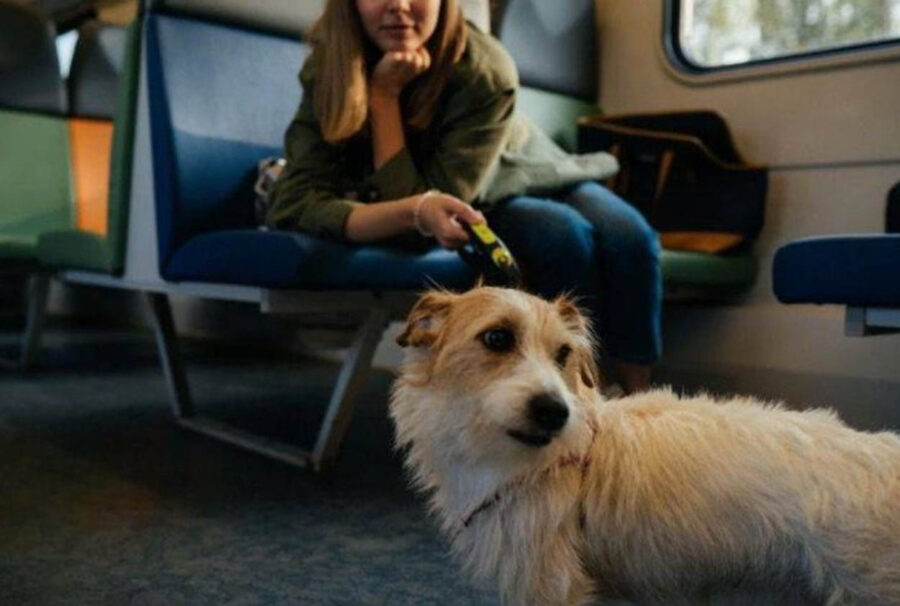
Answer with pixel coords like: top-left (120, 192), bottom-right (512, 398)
top-left (459, 221), bottom-right (523, 288)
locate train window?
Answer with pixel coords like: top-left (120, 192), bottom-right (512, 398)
top-left (671, 0), bottom-right (900, 69)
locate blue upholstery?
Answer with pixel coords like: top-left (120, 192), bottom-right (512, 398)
top-left (146, 15), bottom-right (306, 265)
top-left (773, 235), bottom-right (900, 306)
top-left (146, 13), bottom-right (474, 290)
top-left (165, 230), bottom-right (474, 290)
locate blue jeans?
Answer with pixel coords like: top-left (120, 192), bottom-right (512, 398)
top-left (486, 181), bottom-right (662, 365)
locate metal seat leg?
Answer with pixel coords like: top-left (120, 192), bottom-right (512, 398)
top-left (144, 291), bottom-right (390, 471)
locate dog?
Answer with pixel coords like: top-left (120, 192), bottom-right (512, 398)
top-left (389, 287), bottom-right (900, 606)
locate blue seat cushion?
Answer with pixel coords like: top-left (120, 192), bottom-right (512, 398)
top-left (146, 14), bottom-right (311, 266)
top-left (773, 235), bottom-right (900, 306)
top-left (163, 229), bottom-right (476, 290)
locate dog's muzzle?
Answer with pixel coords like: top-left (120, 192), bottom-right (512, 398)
top-left (507, 393), bottom-right (569, 447)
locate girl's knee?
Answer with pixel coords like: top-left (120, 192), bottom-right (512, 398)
top-left (489, 197), bottom-right (598, 296)
top-left (492, 197), bottom-right (595, 262)
top-left (566, 182), bottom-right (660, 258)
top-left (624, 215), bottom-right (661, 262)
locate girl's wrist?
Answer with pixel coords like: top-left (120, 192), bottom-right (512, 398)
top-left (412, 190), bottom-right (439, 237)
top-left (369, 85), bottom-right (400, 105)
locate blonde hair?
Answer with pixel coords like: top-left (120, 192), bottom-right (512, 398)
top-left (309, 0), bottom-right (468, 143)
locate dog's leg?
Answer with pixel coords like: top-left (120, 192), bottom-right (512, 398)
top-left (495, 520), bottom-right (595, 606)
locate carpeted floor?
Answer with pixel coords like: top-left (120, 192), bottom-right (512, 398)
top-left (0, 325), bottom-right (498, 606)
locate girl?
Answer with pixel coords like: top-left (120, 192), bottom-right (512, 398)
top-left (266, 0), bottom-right (661, 393)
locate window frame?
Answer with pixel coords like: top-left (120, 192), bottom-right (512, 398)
top-left (664, 0), bottom-right (900, 76)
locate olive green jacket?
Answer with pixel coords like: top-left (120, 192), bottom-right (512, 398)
top-left (265, 24), bottom-right (618, 241)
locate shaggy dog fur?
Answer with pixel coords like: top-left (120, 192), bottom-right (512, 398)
top-left (389, 287), bottom-right (900, 606)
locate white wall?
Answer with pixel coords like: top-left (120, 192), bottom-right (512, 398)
top-left (596, 2), bottom-right (900, 420)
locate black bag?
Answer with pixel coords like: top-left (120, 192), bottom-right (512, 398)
top-left (887, 181), bottom-right (900, 233)
top-left (578, 111), bottom-right (768, 250)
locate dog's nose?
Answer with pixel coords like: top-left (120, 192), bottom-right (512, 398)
top-left (527, 393), bottom-right (569, 432)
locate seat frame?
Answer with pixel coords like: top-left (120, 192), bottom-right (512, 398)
top-left (845, 307), bottom-right (900, 337)
top-left (23, 269), bottom-right (417, 471)
top-left (14, 17), bottom-right (424, 471)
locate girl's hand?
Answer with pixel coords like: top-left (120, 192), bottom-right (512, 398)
top-left (370, 48), bottom-right (432, 99)
top-left (416, 192), bottom-right (485, 250)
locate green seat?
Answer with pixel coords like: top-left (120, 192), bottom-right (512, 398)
top-left (37, 21), bottom-right (142, 274)
top-left (0, 111), bottom-right (75, 263)
top-left (518, 86), bottom-right (598, 153)
top-left (662, 249), bottom-right (757, 292)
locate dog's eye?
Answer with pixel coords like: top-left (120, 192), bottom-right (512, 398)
top-left (555, 344), bottom-right (572, 367)
top-left (480, 328), bottom-right (516, 352)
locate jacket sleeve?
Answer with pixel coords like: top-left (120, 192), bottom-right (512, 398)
top-left (367, 70), bottom-right (517, 205)
top-left (265, 78), bottom-right (362, 240)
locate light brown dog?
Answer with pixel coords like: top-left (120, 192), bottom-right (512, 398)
top-left (390, 287), bottom-right (900, 606)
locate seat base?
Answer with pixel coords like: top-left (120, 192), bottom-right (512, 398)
top-left (37, 230), bottom-right (118, 273)
top-left (661, 249), bottom-right (756, 299)
top-left (845, 306), bottom-right (900, 337)
top-left (774, 235), bottom-right (900, 306)
top-left (163, 229), bottom-right (475, 290)
top-left (145, 291), bottom-right (391, 471)
top-left (0, 235), bottom-right (37, 262)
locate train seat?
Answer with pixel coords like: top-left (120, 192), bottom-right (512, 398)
top-left (773, 233), bottom-right (900, 335)
top-left (497, 0), bottom-right (759, 299)
top-left (0, 1), bottom-right (73, 265)
top-left (145, 10), bottom-right (472, 291)
top-left (37, 20), bottom-right (141, 273)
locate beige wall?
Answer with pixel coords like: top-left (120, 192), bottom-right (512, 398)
top-left (597, 2), bottom-right (900, 414)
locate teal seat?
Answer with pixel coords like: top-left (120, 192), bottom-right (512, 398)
top-left (502, 0), bottom-right (757, 299)
top-left (37, 20), bottom-right (142, 274)
top-left (0, 111), bottom-right (74, 263)
top-left (0, 2), bottom-right (73, 265)
top-left (516, 89), bottom-right (758, 299)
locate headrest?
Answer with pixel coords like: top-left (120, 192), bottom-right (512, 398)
top-left (460, 0), bottom-right (490, 32)
top-left (0, 1), bottom-right (66, 114)
top-left (497, 0), bottom-right (597, 100)
top-left (148, 0), bottom-right (325, 37)
top-left (149, 0), bottom-right (489, 38)
top-left (68, 21), bottom-right (127, 119)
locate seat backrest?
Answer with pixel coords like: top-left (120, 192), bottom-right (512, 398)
top-left (0, 112), bottom-right (74, 248)
top-left (496, 0), bottom-right (598, 152)
top-left (104, 19), bottom-right (142, 269)
top-left (68, 20), bottom-right (127, 119)
top-left (66, 19), bottom-right (140, 266)
top-left (459, 0), bottom-right (490, 32)
top-left (145, 12), bottom-right (310, 265)
top-left (147, 0), bottom-right (323, 37)
top-left (0, 1), bottom-right (66, 114)
top-left (497, 0), bottom-right (597, 100)
top-left (67, 21), bottom-right (130, 236)
top-left (0, 1), bottom-right (73, 251)
top-left (144, 0), bottom-right (490, 267)
top-left (147, 0), bottom-right (490, 36)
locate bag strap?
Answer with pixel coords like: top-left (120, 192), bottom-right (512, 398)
top-left (653, 150), bottom-right (675, 203)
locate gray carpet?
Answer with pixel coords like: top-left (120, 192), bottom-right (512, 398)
top-left (0, 327), bottom-right (497, 605)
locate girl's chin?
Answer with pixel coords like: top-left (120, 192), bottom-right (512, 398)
top-left (378, 38), bottom-right (421, 53)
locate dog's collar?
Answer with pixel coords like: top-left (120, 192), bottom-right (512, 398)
top-left (451, 450), bottom-right (593, 539)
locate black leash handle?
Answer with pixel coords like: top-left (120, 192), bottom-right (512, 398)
top-left (459, 222), bottom-right (523, 288)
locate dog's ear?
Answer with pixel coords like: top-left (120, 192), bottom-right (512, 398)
top-left (576, 348), bottom-right (603, 390)
top-left (554, 295), bottom-right (592, 338)
top-left (554, 296), bottom-right (605, 390)
top-left (397, 291), bottom-right (454, 348)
